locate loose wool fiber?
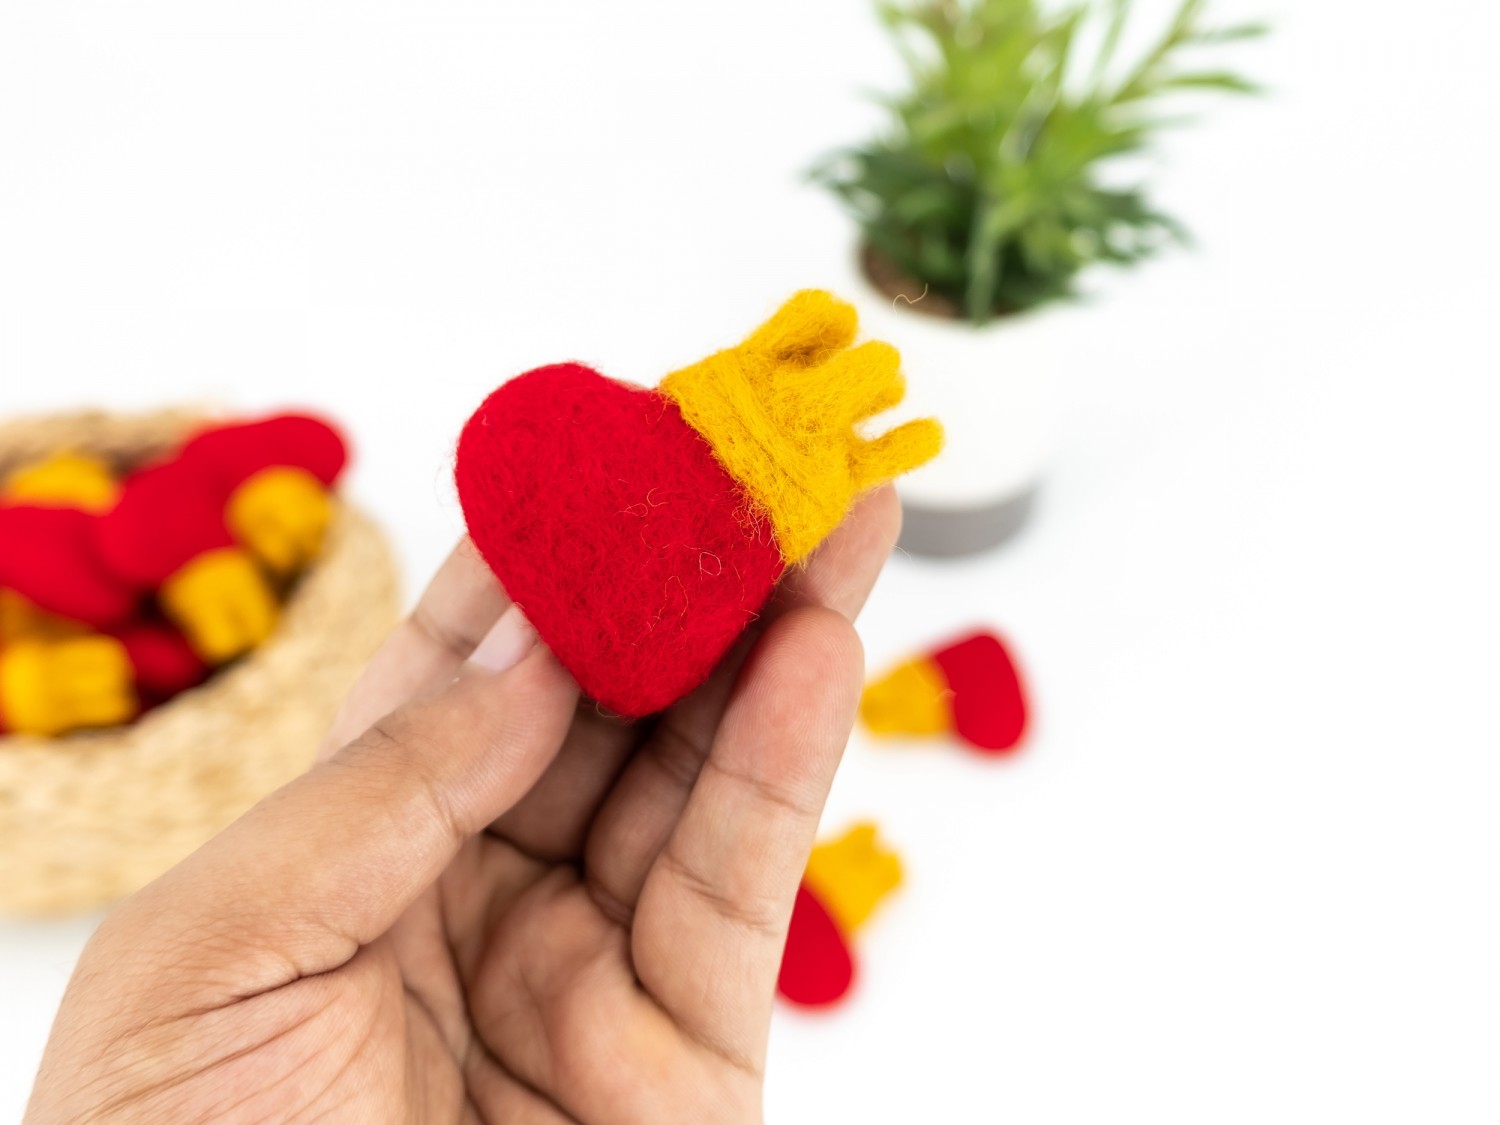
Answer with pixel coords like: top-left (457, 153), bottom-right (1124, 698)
top-left (455, 363), bottom-right (785, 718)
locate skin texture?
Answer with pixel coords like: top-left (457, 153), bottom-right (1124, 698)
top-left (26, 486), bottom-right (902, 1124)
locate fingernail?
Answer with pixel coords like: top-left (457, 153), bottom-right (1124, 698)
top-left (468, 604), bottom-right (537, 673)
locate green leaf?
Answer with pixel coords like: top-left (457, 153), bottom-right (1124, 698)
top-left (963, 193), bottom-right (1006, 322)
top-left (1194, 21), bottom-right (1272, 43)
top-left (1090, 0), bottom-right (1130, 90)
top-left (816, 0), bottom-right (1265, 321)
top-left (1158, 70), bottom-right (1262, 94)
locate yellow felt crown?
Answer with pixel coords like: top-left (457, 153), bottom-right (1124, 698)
top-left (660, 290), bottom-right (944, 564)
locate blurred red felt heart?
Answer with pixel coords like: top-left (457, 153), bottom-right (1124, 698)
top-left (778, 882), bottom-right (856, 1008)
top-left (455, 364), bottom-right (785, 717)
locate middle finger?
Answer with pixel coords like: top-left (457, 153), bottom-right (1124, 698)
top-left (580, 486), bottom-right (901, 918)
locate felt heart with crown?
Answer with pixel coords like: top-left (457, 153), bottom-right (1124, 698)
top-left (453, 290), bottom-right (943, 718)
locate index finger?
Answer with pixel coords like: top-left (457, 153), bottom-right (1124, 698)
top-left (632, 605), bottom-right (864, 1071)
top-left (579, 486), bottom-right (899, 903)
top-left (317, 535), bottom-right (511, 758)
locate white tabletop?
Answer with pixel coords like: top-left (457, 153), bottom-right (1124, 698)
top-left (3, 0), bottom-right (1497, 1120)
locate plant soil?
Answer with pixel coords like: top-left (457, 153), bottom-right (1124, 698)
top-left (860, 243), bottom-right (965, 321)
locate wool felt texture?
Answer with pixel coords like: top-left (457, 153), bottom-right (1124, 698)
top-left (456, 363), bottom-right (785, 717)
top-left (0, 505), bottom-right (138, 627)
top-left (776, 823), bottom-right (902, 1010)
top-left (659, 289), bottom-right (945, 564)
top-left (455, 291), bottom-right (942, 717)
top-left (861, 629), bottom-right (1029, 754)
top-left (0, 636), bottom-right (136, 737)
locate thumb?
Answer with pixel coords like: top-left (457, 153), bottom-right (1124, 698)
top-left (105, 604), bottom-right (578, 1004)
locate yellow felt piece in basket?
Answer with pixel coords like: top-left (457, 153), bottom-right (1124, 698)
top-left (1, 452), bottom-right (120, 513)
top-left (226, 466), bottom-right (333, 575)
top-left (0, 636), bottom-right (136, 736)
top-left (159, 546), bottom-right (279, 663)
top-left (661, 290), bottom-right (944, 564)
top-left (0, 590), bottom-right (92, 644)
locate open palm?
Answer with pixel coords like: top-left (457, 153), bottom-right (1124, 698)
top-left (28, 489), bottom-right (899, 1124)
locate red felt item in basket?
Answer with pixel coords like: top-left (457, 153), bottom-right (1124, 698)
top-left (180, 413), bottom-right (347, 490)
top-left (0, 505), bottom-right (138, 626)
top-left (455, 364), bottom-right (785, 717)
top-left (93, 458), bottom-right (236, 588)
top-left (96, 413), bottom-right (348, 589)
top-left (115, 621), bottom-right (209, 704)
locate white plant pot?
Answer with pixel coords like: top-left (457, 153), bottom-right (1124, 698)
top-left (837, 247), bottom-right (1077, 556)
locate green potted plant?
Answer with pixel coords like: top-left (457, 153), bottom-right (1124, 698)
top-left (816, 0), bottom-right (1264, 555)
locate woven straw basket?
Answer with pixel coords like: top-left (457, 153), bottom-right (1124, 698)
top-left (0, 410), bottom-right (400, 915)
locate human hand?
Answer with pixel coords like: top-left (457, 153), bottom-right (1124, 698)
top-left (27, 487), bottom-right (901, 1123)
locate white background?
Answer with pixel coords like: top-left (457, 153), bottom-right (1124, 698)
top-left (2, 0), bottom-right (1498, 1121)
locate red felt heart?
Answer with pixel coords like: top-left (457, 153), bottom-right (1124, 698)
top-left (455, 363), bottom-right (785, 717)
top-left (933, 631), bottom-right (1029, 754)
top-left (777, 882), bottom-right (856, 1008)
